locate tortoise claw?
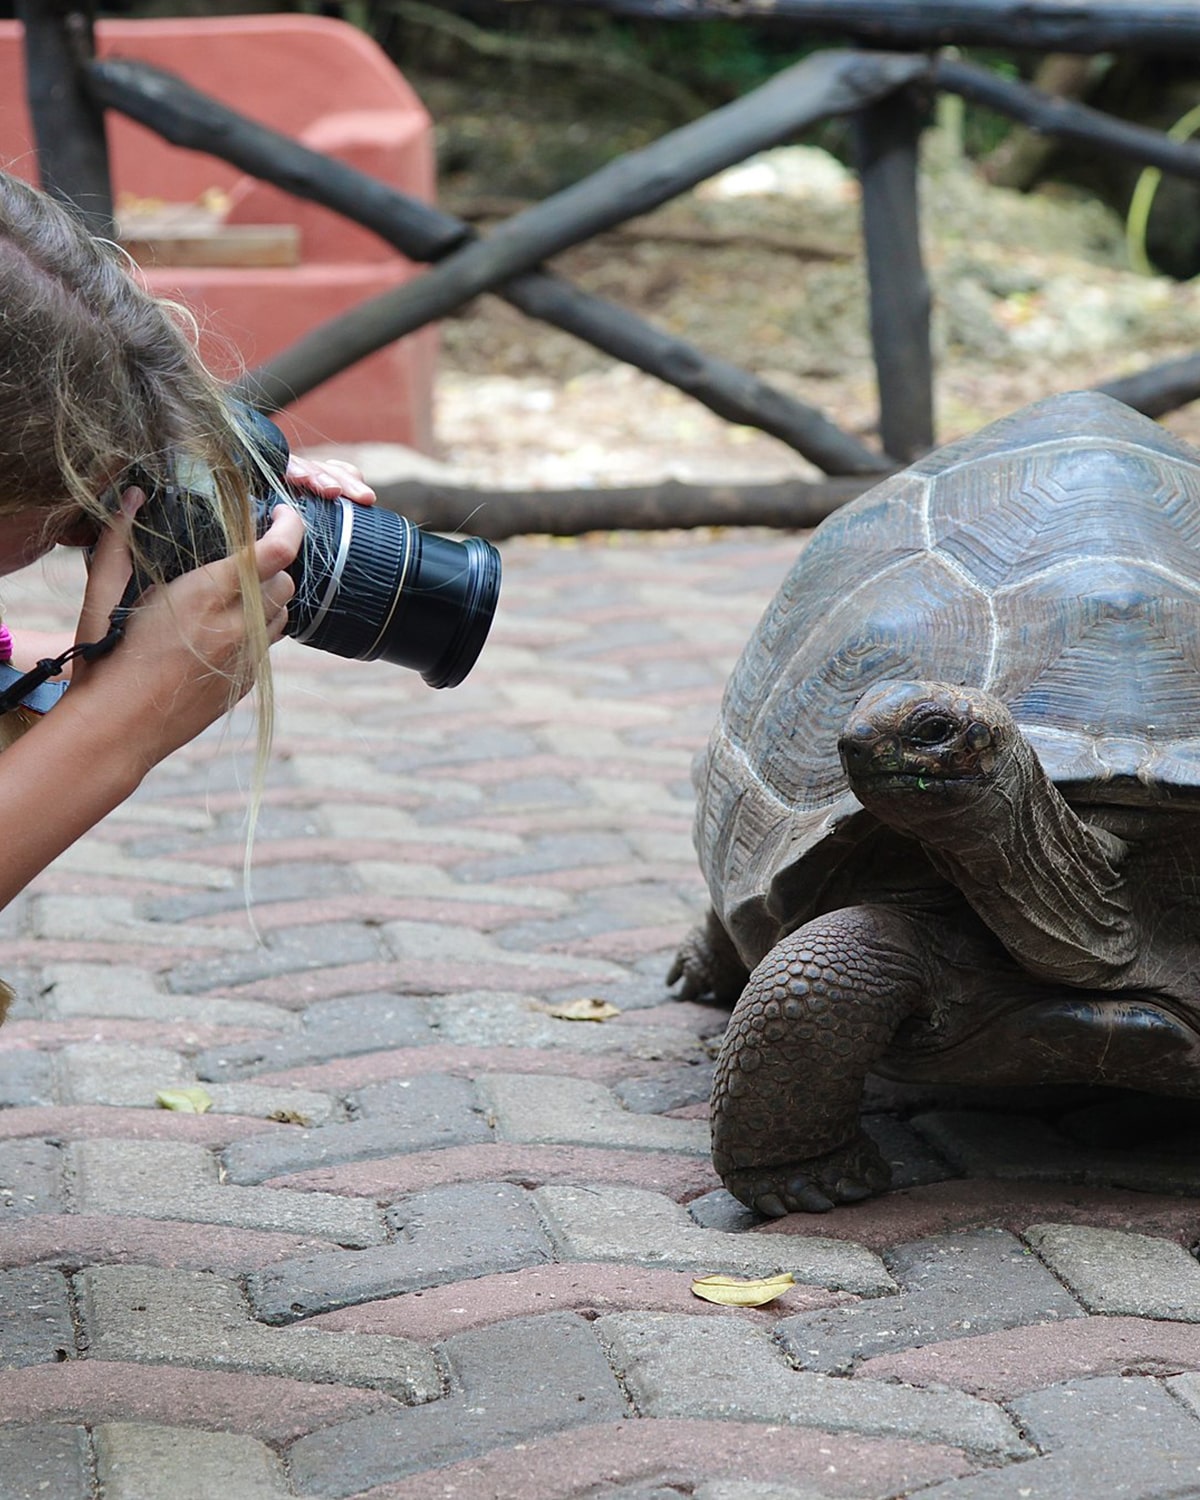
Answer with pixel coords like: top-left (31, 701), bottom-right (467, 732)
top-left (722, 1134), bottom-right (891, 1217)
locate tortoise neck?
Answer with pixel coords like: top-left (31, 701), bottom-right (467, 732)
top-left (889, 738), bottom-right (1137, 988)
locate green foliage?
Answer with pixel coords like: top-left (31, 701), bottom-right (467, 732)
top-left (605, 18), bottom-right (811, 103)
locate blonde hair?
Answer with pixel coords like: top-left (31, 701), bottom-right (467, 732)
top-left (0, 168), bottom-right (274, 757)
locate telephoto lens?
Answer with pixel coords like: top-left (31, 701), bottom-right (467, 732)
top-left (120, 407), bottom-right (502, 690)
top-left (284, 496), bottom-right (502, 688)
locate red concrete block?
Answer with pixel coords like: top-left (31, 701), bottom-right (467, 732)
top-left (0, 1360), bottom-right (390, 1443)
top-left (304, 1261), bottom-right (856, 1341)
top-left (0, 15), bottom-right (437, 447)
top-left (758, 1178), bottom-right (1200, 1251)
top-left (857, 1315), bottom-right (1200, 1401)
top-left (264, 1142), bottom-right (720, 1201)
top-left (356, 1418), bottom-right (973, 1499)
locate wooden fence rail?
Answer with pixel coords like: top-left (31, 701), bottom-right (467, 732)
top-left (17, 0), bottom-right (1200, 532)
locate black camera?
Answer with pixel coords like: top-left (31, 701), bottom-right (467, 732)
top-left (117, 407), bottom-right (501, 690)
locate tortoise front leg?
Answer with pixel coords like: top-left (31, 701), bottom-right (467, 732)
top-left (668, 907), bottom-right (750, 1004)
top-left (711, 903), bottom-right (927, 1216)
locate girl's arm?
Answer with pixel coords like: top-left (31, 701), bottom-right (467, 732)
top-left (0, 504), bottom-right (303, 909)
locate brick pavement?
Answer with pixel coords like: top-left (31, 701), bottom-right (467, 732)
top-left (3, 531), bottom-right (1200, 1498)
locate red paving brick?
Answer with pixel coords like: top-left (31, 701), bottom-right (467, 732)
top-left (254, 1046), bottom-right (659, 1091)
top-left (304, 1262), bottom-right (858, 1339)
top-left (0, 1361), bottom-right (392, 1442)
top-left (759, 1179), bottom-right (1200, 1250)
top-left (266, 1142), bottom-right (721, 1199)
top-left (0, 1106), bottom-right (280, 1145)
top-left (856, 1316), bottom-right (1200, 1400)
top-left (0, 1215), bottom-right (339, 1273)
top-left (352, 1418), bottom-right (973, 1499)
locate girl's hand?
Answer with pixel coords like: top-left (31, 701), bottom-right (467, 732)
top-left (285, 454), bottom-right (375, 505)
top-left (68, 495), bottom-right (304, 771)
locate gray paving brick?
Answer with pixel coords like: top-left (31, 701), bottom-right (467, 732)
top-left (533, 1184), bottom-right (894, 1294)
top-left (94, 1422), bottom-right (290, 1499)
top-left (222, 1074), bottom-right (493, 1183)
top-left (0, 1139), bottom-right (64, 1216)
top-left (349, 1072), bottom-right (492, 1128)
top-left (56, 1042), bottom-right (338, 1122)
top-left (916, 1376), bottom-right (1200, 1498)
top-left (30, 893), bottom-right (259, 952)
top-left (66, 1138), bottom-right (384, 1246)
top-left (57, 1041), bottom-right (185, 1104)
top-left (40, 962), bottom-right (295, 1030)
top-left (597, 1312), bottom-right (1026, 1458)
top-left (352, 856), bottom-right (568, 914)
top-left (0, 1267), bottom-right (76, 1365)
top-left (1025, 1223), bottom-right (1200, 1319)
top-left (287, 1312), bottom-right (628, 1497)
top-left (195, 992), bottom-right (432, 1079)
top-left (0, 1050), bottom-right (55, 1108)
top-left (248, 1181), bottom-right (555, 1322)
top-left (78, 1264), bottom-right (440, 1400)
top-left (479, 1073), bottom-right (709, 1152)
top-left (455, 831), bottom-right (633, 882)
top-left (139, 859), bottom-right (366, 921)
top-left (202, 1080), bottom-right (340, 1125)
top-left (778, 1229), bottom-right (1084, 1374)
top-left (424, 990), bottom-right (706, 1060)
top-left (694, 1486), bottom-right (831, 1500)
top-left (612, 1062), bottom-right (714, 1114)
top-left (382, 918), bottom-right (624, 982)
top-left (0, 1425), bottom-right (92, 1500)
top-left (686, 1189), bottom-right (764, 1234)
top-left (166, 921), bottom-right (386, 993)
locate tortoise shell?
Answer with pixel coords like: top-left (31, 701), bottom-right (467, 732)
top-left (696, 391), bottom-right (1200, 968)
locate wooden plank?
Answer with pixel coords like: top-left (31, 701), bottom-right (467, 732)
top-left (510, 0), bottom-right (1200, 53)
top-left (16, 0), bottom-right (112, 233)
top-left (856, 85), bottom-right (933, 463)
top-left (117, 207), bottom-right (300, 268)
top-left (374, 474), bottom-right (880, 538)
top-left (936, 57), bottom-right (1200, 181)
top-left (1094, 354), bottom-right (1200, 419)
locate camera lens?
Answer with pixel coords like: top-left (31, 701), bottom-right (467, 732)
top-left (285, 496), bottom-right (501, 688)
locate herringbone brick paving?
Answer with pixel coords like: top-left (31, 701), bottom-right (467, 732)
top-left (3, 531), bottom-right (1200, 1497)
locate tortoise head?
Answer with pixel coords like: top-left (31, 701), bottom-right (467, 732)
top-left (838, 681), bottom-right (1013, 807)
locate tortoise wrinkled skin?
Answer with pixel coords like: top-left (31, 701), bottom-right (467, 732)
top-left (675, 392), bottom-right (1200, 1216)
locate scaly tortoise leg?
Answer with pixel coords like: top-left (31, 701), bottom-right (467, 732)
top-left (711, 903), bottom-right (928, 1216)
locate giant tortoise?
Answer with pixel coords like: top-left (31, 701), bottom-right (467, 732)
top-left (672, 391), bottom-right (1200, 1215)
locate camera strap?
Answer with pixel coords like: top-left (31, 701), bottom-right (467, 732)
top-left (0, 621), bottom-right (125, 719)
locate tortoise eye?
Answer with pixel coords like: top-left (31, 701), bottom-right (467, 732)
top-left (908, 714), bottom-right (956, 745)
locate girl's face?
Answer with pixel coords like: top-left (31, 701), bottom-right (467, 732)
top-left (0, 509), bottom-right (97, 577)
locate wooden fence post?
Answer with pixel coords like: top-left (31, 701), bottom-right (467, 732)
top-left (856, 81), bottom-right (934, 463)
top-left (16, 0), bottom-right (113, 234)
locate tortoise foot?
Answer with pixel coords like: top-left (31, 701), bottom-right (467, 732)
top-left (721, 1132), bottom-right (891, 1217)
top-left (668, 909), bottom-right (749, 1005)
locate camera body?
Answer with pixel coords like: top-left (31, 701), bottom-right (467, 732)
top-left (119, 408), bottom-right (501, 690)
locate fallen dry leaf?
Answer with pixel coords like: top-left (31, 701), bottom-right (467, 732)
top-left (543, 997), bottom-right (621, 1022)
top-left (691, 1271), bottom-right (795, 1307)
top-left (154, 1086), bottom-right (214, 1115)
top-left (266, 1109), bottom-right (312, 1126)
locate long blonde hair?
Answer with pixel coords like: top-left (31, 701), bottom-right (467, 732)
top-left (0, 169), bottom-right (274, 748)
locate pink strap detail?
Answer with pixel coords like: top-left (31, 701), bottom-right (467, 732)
top-left (0, 626), bottom-right (13, 664)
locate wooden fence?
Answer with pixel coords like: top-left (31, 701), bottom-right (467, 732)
top-left (15, 0), bottom-right (1200, 534)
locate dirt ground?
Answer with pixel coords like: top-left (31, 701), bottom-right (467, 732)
top-left (403, 127), bottom-right (1200, 492)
